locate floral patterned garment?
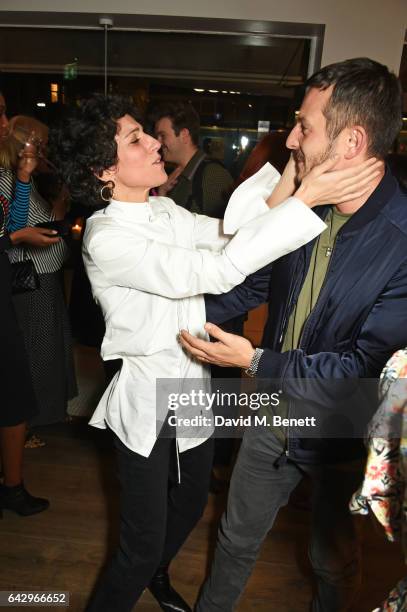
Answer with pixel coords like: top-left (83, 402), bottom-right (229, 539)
top-left (350, 348), bottom-right (407, 611)
top-left (371, 577), bottom-right (407, 612)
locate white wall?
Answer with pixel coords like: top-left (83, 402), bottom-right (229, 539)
top-left (0, 0), bottom-right (406, 73)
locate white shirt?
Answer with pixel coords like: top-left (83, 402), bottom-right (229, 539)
top-left (83, 163), bottom-right (326, 457)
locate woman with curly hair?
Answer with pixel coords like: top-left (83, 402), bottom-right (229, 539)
top-left (50, 93), bottom-right (381, 612)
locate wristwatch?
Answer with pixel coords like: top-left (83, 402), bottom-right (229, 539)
top-left (244, 348), bottom-right (264, 377)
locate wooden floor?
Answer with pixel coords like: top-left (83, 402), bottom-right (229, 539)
top-left (0, 420), bottom-right (405, 612)
top-left (1, 306), bottom-right (405, 611)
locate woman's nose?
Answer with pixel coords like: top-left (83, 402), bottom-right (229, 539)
top-left (147, 134), bottom-right (161, 151)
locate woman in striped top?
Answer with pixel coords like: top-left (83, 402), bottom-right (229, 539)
top-left (1, 114), bottom-right (77, 438)
top-left (0, 90), bottom-right (59, 516)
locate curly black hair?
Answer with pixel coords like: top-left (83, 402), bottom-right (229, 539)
top-left (49, 94), bottom-right (142, 206)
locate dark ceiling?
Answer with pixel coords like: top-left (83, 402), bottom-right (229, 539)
top-left (0, 11), bottom-right (325, 97)
top-left (0, 27), bottom-right (310, 96)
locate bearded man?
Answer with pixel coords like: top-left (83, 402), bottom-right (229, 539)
top-left (180, 57), bottom-right (407, 612)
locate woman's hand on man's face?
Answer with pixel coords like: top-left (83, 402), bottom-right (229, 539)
top-left (294, 156), bottom-right (384, 207)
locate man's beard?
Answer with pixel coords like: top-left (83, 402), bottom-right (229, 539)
top-left (293, 140), bottom-right (335, 182)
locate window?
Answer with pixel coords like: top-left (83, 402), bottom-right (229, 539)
top-left (50, 83), bottom-right (59, 103)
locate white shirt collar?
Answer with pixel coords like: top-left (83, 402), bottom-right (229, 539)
top-left (106, 197), bottom-right (170, 221)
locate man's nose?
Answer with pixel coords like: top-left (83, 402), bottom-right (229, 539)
top-left (286, 124), bottom-right (300, 150)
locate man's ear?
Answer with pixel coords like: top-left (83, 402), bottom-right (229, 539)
top-left (179, 127), bottom-right (192, 145)
top-left (343, 126), bottom-right (367, 160)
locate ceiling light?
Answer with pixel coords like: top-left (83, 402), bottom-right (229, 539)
top-left (241, 136), bottom-right (249, 150)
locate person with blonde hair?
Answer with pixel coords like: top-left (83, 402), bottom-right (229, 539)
top-left (1, 112), bottom-right (77, 442)
top-left (0, 90), bottom-right (59, 517)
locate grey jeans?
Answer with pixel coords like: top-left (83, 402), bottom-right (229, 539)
top-left (197, 426), bottom-right (363, 612)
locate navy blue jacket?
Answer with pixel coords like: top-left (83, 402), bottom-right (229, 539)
top-left (206, 170), bottom-right (407, 463)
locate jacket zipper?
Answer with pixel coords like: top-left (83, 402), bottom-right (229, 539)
top-left (278, 257), bottom-right (306, 457)
top-left (278, 259), bottom-right (306, 347)
top-left (286, 235), bottom-right (341, 458)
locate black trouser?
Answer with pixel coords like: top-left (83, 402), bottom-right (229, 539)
top-left (86, 433), bottom-right (214, 612)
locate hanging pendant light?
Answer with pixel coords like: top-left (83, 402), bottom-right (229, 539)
top-left (99, 17), bottom-right (114, 96)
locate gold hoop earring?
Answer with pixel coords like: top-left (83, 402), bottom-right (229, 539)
top-left (100, 180), bottom-right (115, 202)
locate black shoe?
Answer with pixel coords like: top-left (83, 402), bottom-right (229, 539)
top-left (148, 567), bottom-right (192, 612)
top-left (0, 482), bottom-right (49, 518)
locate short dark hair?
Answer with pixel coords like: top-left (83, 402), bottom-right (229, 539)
top-left (306, 57), bottom-right (403, 158)
top-left (151, 102), bottom-right (200, 146)
top-left (49, 94), bottom-right (142, 206)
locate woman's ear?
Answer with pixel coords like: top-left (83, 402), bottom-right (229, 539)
top-left (95, 166), bottom-right (116, 184)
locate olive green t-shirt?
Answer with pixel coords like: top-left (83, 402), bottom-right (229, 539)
top-left (264, 207), bottom-right (352, 443)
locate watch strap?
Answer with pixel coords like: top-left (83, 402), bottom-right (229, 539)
top-left (245, 348), bottom-right (264, 377)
